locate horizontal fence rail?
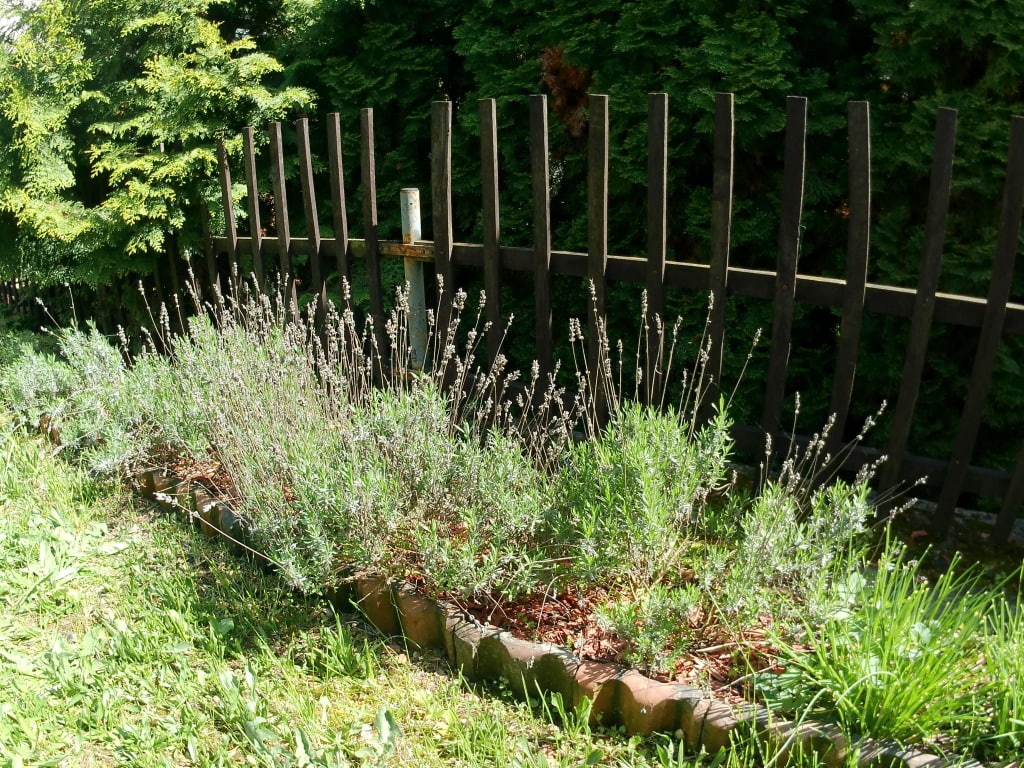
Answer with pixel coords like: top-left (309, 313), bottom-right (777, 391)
top-left (209, 93), bottom-right (1024, 544)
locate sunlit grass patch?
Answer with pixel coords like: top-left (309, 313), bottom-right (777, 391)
top-left (5, 427), bottom-right (801, 767)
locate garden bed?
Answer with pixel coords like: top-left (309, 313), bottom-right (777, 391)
top-left (3, 284), bottom-right (1022, 766)
top-left (136, 467), bottom-right (1003, 768)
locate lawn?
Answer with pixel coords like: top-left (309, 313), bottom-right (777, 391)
top-left (2, 427), bottom-right (725, 767)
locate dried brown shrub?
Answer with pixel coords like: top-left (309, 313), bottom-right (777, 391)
top-left (540, 46), bottom-right (592, 150)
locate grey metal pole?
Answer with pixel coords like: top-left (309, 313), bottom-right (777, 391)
top-left (400, 188), bottom-right (428, 370)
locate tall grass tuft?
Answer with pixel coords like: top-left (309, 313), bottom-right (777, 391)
top-left (981, 575), bottom-right (1024, 760)
top-left (760, 544), bottom-right (1011, 758)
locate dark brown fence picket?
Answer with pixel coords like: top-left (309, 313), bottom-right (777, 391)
top-left (241, 126), bottom-right (265, 288)
top-left (217, 136), bottom-right (238, 274)
top-left (996, 447), bottom-right (1024, 541)
top-left (530, 95), bottom-right (554, 386)
top-left (432, 101), bottom-right (455, 336)
top-left (706, 92), bottom-right (735, 418)
top-left (360, 108), bottom-right (385, 339)
top-left (933, 115), bottom-right (1024, 534)
top-left (327, 113), bottom-right (350, 292)
top-left (825, 101), bottom-right (871, 458)
top-left (587, 94), bottom-right (610, 421)
top-left (269, 122), bottom-right (292, 284)
top-left (761, 96), bottom-right (808, 443)
top-left (880, 108), bottom-right (958, 496)
top-left (199, 198), bottom-right (218, 290)
top-left (296, 118), bottom-right (323, 304)
top-left (645, 92), bottom-right (669, 406)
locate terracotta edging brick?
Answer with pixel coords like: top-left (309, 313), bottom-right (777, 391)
top-left (138, 470), bottom-right (964, 768)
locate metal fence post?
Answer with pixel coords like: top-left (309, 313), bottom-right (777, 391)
top-left (400, 188), bottom-right (428, 370)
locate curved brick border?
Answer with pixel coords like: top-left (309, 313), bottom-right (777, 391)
top-left (138, 470), bottom-right (1002, 768)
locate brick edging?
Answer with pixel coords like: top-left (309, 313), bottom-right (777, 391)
top-left (139, 470), bottom-right (970, 768)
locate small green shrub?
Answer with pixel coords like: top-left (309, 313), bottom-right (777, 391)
top-left (411, 427), bottom-right (550, 599)
top-left (147, 287), bottom-right (554, 598)
top-left (0, 325), bottom-right (150, 475)
top-left (121, 351), bottom-right (210, 464)
top-left (722, 477), bottom-right (873, 625)
top-left (550, 400), bottom-right (733, 589)
top-left (0, 342), bottom-right (75, 433)
top-left (596, 583), bottom-right (703, 673)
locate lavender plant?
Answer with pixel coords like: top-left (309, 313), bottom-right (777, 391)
top-left (0, 275), bottom-right (899, 683)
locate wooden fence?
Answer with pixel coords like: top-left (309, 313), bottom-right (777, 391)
top-left (0, 278), bottom-right (48, 322)
top-left (1, 279), bottom-right (23, 310)
top-left (209, 93), bottom-right (1024, 544)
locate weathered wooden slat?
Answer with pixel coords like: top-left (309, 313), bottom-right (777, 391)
top-left (480, 98), bottom-right (502, 368)
top-left (645, 92), bottom-right (669, 405)
top-left (216, 136), bottom-right (238, 275)
top-left (360, 108), bottom-right (385, 335)
top-left (587, 94), bottom-right (610, 418)
top-left (993, 441), bottom-right (1024, 543)
top-left (761, 96), bottom-right (808, 437)
top-left (530, 95), bottom-right (554, 383)
top-left (431, 101), bottom-right (455, 336)
top-left (295, 118), bottom-right (323, 300)
top-left (826, 101), bottom-right (871, 457)
top-left (327, 113), bottom-right (350, 293)
top-left (933, 115), bottom-right (1024, 534)
top-left (707, 92), bottom-right (735, 415)
top-left (241, 126), bottom-right (264, 288)
top-left (881, 108), bottom-right (957, 495)
top-left (269, 122), bottom-right (292, 284)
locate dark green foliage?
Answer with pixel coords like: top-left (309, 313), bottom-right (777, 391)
top-left (848, 0), bottom-right (1024, 470)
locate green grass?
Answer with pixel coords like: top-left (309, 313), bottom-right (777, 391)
top-left (8, 424), bottom-right (853, 768)
top-left (759, 546), bottom-right (1024, 762)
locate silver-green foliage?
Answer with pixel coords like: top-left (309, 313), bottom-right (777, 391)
top-left (596, 583), bottom-right (703, 673)
top-left (155, 292), bottom-right (551, 597)
top-left (551, 401), bottom-right (733, 589)
top-left (721, 478), bottom-right (874, 625)
top-left (0, 341), bottom-right (75, 432)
